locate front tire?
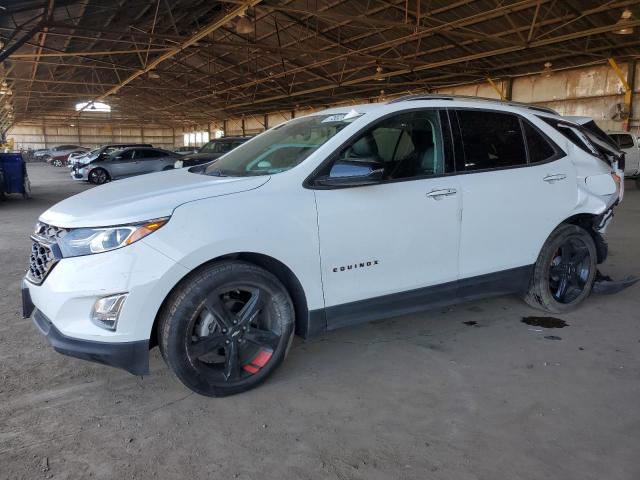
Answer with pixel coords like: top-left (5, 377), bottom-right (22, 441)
top-left (159, 261), bottom-right (295, 397)
top-left (524, 224), bottom-right (597, 313)
top-left (88, 167), bottom-right (109, 185)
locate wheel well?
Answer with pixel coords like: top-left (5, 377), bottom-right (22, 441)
top-left (149, 252), bottom-right (311, 349)
top-left (560, 214), bottom-right (608, 264)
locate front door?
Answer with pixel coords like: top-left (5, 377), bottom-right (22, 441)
top-left (313, 109), bottom-right (462, 329)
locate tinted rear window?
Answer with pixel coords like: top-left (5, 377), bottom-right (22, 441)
top-left (456, 110), bottom-right (527, 171)
top-left (523, 121), bottom-right (556, 163)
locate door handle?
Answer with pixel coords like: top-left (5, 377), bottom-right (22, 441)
top-left (543, 174), bottom-right (566, 183)
top-left (426, 188), bottom-right (457, 200)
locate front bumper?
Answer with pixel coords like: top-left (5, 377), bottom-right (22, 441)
top-left (31, 306), bottom-right (149, 375)
top-left (70, 167), bottom-right (88, 181)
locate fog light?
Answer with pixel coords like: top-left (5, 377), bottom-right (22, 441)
top-left (91, 293), bottom-right (127, 330)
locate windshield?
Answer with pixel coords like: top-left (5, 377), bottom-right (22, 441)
top-left (203, 113), bottom-right (362, 177)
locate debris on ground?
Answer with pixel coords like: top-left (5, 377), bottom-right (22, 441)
top-left (592, 270), bottom-right (639, 295)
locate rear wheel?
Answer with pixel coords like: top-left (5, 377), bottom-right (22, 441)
top-left (88, 167), bottom-right (109, 185)
top-left (159, 261), bottom-right (295, 397)
top-left (52, 158), bottom-right (63, 167)
top-left (524, 224), bottom-right (597, 313)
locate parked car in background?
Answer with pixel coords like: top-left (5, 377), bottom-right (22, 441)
top-left (68, 143), bottom-right (152, 169)
top-left (25, 96), bottom-right (623, 396)
top-left (33, 148), bottom-right (49, 160)
top-left (40, 145), bottom-right (85, 164)
top-left (608, 131), bottom-right (640, 180)
top-left (174, 137), bottom-right (251, 168)
top-left (72, 146), bottom-right (177, 184)
top-left (47, 148), bottom-right (90, 167)
top-left (174, 146), bottom-right (199, 155)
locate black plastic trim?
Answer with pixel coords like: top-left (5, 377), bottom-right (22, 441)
top-left (32, 310), bottom-right (149, 376)
top-left (308, 265), bottom-right (533, 333)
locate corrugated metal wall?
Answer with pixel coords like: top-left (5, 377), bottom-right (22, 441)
top-left (8, 62), bottom-right (638, 148)
top-left (8, 124), bottom-right (184, 151)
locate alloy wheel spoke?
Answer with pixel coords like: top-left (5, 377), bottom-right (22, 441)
top-left (203, 293), bottom-right (235, 330)
top-left (549, 265), bottom-right (564, 278)
top-left (237, 288), bottom-right (262, 326)
top-left (224, 340), bottom-right (240, 380)
top-left (572, 248), bottom-right (589, 264)
top-left (556, 274), bottom-right (570, 301)
top-left (244, 328), bottom-right (280, 351)
top-left (189, 334), bottom-right (226, 359)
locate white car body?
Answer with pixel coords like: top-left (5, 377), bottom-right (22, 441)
top-left (607, 131), bottom-right (640, 177)
top-left (22, 97), bottom-right (621, 377)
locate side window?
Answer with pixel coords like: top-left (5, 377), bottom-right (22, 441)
top-left (456, 110), bottom-right (527, 171)
top-left (216, 142), bottom-right (232, 153)
top-left (118, 150), bottom-right (135, 160)
top-left (611, 134), bottom-right (634, 149)
top-left (523, 121), bottom-right (556, 163)
top-left (330, 110), bottom-right (447, 180)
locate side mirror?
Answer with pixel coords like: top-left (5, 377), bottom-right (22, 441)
top-left (315, 159), bottom-right (385, 187)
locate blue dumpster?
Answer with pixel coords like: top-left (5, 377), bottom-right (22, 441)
top-left (0, 153), bottom-right (31, 198)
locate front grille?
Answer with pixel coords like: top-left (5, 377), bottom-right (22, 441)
top-left (34, 222), bottom-right (70, 241)
top-left (26, 222), bottom-right (68, 284)
top-left (27, 241), bottom-right (57, 284)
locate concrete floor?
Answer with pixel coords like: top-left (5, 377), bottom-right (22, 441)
top-left (1, 163), bottom-right (639, 480)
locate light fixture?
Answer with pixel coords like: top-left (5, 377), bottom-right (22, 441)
top-left (147, 71), bottom-right (160, 79)
top-left (374, 65), bottom-right (384, 81)
top-left (236, 10), bottom-right (254, 35)
top-left (378, 89), bottom-right (386, 102)
top-left (542, 62), bottom-right (553, 78)
top-left (613, 9), bottom-right (634, 35)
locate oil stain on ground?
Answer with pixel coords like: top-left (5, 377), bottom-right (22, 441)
top-left (521, 316), bottom-right (568, 328)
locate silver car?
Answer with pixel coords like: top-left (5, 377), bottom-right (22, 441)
top-left (71, 147), bottom-right (178, 184)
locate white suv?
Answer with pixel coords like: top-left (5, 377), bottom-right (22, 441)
top-left (22, 96), bottom-right (622, 397)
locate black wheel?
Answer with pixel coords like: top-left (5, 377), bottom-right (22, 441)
top-left (524, 224), bottom-right (597, 313)
top-left (88, 167), bottom-right (109, 185)
top-left (159, 261), bottom-right (295, 397)
top-left (52, 158), bottom-right (63, 167)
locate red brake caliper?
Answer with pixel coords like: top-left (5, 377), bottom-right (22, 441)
top-left (242, 349), bottom-right (273, 374)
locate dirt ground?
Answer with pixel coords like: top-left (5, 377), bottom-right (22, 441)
top-left (1, 163), bottom-right (639, 480)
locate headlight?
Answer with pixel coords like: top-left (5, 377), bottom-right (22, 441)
top-left (58, 218), bottom-right (169, 257)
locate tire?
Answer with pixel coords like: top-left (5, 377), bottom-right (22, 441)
top-left (524, 224), bottom-right (597, 313)
top-left (52, 158), bottom-right (63, 167)
top-left (159, 261), bottom-right (295, 397)
top-left (88, 167), bottom-right (109, 185)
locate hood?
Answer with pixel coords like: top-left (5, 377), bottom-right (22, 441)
top-left (182, 151), bottom-right (219, 162)
top-left (40, 169), bottom-right (270, 228)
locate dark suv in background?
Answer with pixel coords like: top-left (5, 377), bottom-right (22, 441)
top-left (174, 137), bottom-right (251, 168)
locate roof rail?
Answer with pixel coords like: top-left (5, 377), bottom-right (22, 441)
top-left (388, 94), bottom-right (559, 115)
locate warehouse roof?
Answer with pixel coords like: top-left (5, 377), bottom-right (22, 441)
top-left (1, 0), bottom-right (639, 129)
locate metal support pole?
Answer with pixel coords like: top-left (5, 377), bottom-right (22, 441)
top-left (608, 58), bottom-right (632, 132)
top-left (486, 77), bottom-right (505, 100)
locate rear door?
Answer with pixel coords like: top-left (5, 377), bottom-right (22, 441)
top-left (452, 109), bottom-right (575, 285)
top-left (135, 149), bottom-right (168, 174)
top-left (107, 149), bottom-right (137, 178)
